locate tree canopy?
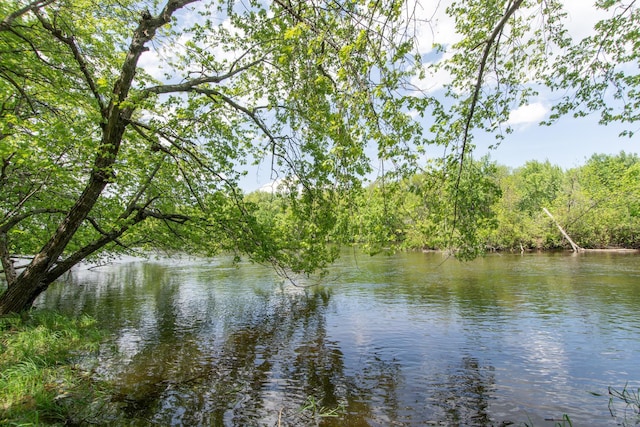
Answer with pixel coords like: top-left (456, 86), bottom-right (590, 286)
top-left (1, 0), bottom-right (638, 313)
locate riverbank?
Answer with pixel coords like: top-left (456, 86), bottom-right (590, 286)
top-left (0, 310), bottom-right (113, 425)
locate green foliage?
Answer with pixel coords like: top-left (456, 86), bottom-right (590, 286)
top-left (564, 152), bottom-right (640, 248)
top-left (488, 160), bottom-right (565, 250)
top-left (0, 310), bottom-right (111, 425)
top-left (247, 152), bottom-right (639, 254)
top-left (394, 156), bottom-right (502, 258)
top-left (347, 180), bottom-right (407, 255)
top-left (546, 1), bottom-right (640, 135)
top-left (2, 0), bottom-right (640, 313)
top-left (0, 0), bottom-right (430, 312)
top-left (489, 153), bottom-right (640, 251)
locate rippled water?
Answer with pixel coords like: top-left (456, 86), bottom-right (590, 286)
top-left (39, 251), bottom-right (640, 426)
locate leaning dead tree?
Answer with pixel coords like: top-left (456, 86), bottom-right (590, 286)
top-left (543, 207), bottom-right (582, 253)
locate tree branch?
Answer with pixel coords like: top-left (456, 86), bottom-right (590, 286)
top-left (143, 57), bottom-right (265, 96)
top-left (33, 11), bottom-right (107, 116)
top-left (193, 87), bottom-right (312, 194)
top-left (0, 0), bottom-right (56, 31)
top-left (451, 0), bottom-right (524, 237)
top-left (0, 208), bottom-right (67, 233)
top-left (114, 0), bottom-right (198, 106)
top-left (43, 206), bottom-right (190, 283)
top-left (0, 231), bottom-right (17, 286)
top-left (128, 118), bottom-right (247, 198)
top-left (15, 0), bottom-right (198, 288)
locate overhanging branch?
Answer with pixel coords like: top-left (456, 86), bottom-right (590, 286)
top-left (34, 10), bottom-right (107, 116)
top-left (451, 0), bottom-right (524, 238)
top-left (43, 206), bottom-right (191, 283)
top-left (143, 57), bottom-right (265, 96)
top-left (0, 208), bottom-right (67, 233)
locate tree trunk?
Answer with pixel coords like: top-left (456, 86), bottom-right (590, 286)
top-left (0, 275), bottom-right (49, 313)
top-left (543, 207), bottom-right (582, 252)
top-left (0, 0), bottom-right (196, 314)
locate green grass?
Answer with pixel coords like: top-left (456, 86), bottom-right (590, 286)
top-left (298, 395), bottom-right (346, 420)
top-left (0, 310), bottom-right (112, 426)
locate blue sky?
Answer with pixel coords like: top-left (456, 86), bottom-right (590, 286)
top-left (139, 0), bottom-right (638, 192)
top-left (474, 113), bottom-right (638, 170)
top-left (412, 0), bottom-right (639, 172)
top-left (241, 114), bottom-right (638, 192)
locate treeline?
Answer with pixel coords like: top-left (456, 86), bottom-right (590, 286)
top-left (246, 152), bottom-right (640, 257)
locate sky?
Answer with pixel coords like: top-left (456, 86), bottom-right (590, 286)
top-left (420, 0), bottom-right (637, 166)
top-left (138, 0), bottom-right (638, 192)
top-left (243, 0), bottom-right (638, 191)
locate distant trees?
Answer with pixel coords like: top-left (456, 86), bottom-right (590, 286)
top-left (471, 153), bottom-right (639, 251)
top-left (248, 153), bottom-right (639, 254)
top-left (559, 152), bottom-right (640, 248)
top-left (489, 160), bottom-right (566, 250)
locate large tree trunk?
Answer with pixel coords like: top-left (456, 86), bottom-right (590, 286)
top-left (0, 0), bottom-right (198, 314)
top-left (0, 176), bottom-right (112, 313)
top-left (0, 276), bottom-right (49, 313)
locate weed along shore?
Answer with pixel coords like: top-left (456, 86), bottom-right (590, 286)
top-left (0, 311), bottom-right (114, 425)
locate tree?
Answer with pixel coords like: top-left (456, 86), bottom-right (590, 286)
top-left (422, 0), bottom-right (639, 249)
top-left (566, 152), bottom-right (640, 247)
top-left (400, 156), bottom-right (501, 259)
top-left (545, 1), bottom-right (640, 134)
top-left (2, 0), bottom-right (639, 314)
top-left (0, 0), bottom-right (425, 313)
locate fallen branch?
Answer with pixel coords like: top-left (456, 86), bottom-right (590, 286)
top-left (543, 207), bottom-right (582, 253)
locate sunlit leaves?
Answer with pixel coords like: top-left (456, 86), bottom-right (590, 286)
top-left (546, 1), bottom-right (640, 134)
top-left (1, 0), bottom-right (435, 306)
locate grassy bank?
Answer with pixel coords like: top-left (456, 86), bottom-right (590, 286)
top-left (0, 310), bottom-right (112, 425)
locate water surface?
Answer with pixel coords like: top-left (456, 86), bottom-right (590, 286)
top-left (40, 251), bottom-right (640, 426)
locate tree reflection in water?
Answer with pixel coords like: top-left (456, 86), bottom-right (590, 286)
top-left (427, 356), bottom-right (495, 425)
top-left (40, 257), bottom-right (618, 426)
top-left (77, 284), bottom-right (496, 425)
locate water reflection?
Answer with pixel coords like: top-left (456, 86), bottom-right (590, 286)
top-left (39, 252), bottom-right (640, 426)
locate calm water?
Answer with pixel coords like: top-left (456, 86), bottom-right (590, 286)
top-left (39, 251), bottom-right (640, 426)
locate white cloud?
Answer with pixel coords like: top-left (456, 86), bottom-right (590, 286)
top-left (412, 0), bottom-right (459, 50)
top-left (258, 178), bottom-right (284, 193)
top-left (506, 102), bottom-right (549, 127)
top-left (562, 0), bottom-right (609, 41)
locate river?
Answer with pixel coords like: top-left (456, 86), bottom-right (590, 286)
top-left (38, 251), bottom-right (640, 426)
